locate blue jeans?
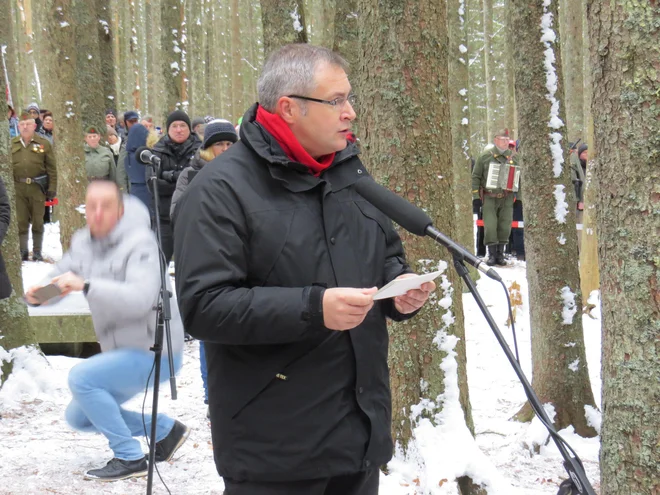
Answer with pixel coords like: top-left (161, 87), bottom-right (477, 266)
top-left (65, 348), bottom-right (183, 461)
top-left (199, 341), bottom-right (208, 403)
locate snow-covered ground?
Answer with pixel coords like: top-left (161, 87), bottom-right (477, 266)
top-left (0, 225), bottom-right (601, 494)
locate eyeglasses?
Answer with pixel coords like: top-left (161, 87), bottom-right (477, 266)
top-left (287, 93), bottom-right (357, 109)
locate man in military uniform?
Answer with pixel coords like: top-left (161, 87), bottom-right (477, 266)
top-left (11, 112), bottom-right (57, 261)
top-left (471, 129), bottom-right (519, 266)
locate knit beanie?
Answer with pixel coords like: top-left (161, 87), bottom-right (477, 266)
top-left (191, 117), bottom-right (205, 130)
top-left (106, 125), bottom-right (118, 137)
top-left (577, 143), bottom-right (588, 155)
top-left (203, 119), bottom-right (238, 149)
top-left (26, 102), bottom-right (40, 113)
top-left (166, 110), bottom-right (191, 131)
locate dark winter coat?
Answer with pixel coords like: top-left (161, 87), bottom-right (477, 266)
top-left (124, 124), bottom-right (150, 186)
top-left (0, 177), bottom-right (12, 299)
top-left (151, 133), bottom-right (201, 220)
top-left (169, 149), bottom-right (208, 218)
top-left (173, 104), bottom-right (415, 483)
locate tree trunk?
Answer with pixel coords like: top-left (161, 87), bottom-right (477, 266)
top-left (509, 0), bottom-right (597, 437)
top-left (260, 0), bottom-right (307, 57)
top-left (96, 0), bottom-right (115, 107)
top-left (160, 0), bottom-right (184, 121)
top-left (448, 0), bottom-right (476, 287)
top-left (482, 0), bottom-right (494, 141)
top-left (332, 0), bottom-right (358, 69)
top-left (558, 0), bottom-right (584, 142)
top-left (467, 0), bottom-right (487, 152)
top-left (73, 0), bottom-right (106, 132)
top-left (230, 0), bottom-right (243, 120)
top-left (588, 1), bottom-right (660, 493)
top-left (38, 0), bottom-right (87, 250)
top-left (0, 0), bottom-right (35, 385)
top-left (503, 0), bottom-right (516, 137)
top-left (358, 0), bottom-right (475, 456)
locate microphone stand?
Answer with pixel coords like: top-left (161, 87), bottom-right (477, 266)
top-left (144, 158), bottom-right (178, 495)
top-left (425, 227), bottom-right (595, 495)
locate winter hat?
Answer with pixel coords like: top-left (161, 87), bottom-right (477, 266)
top-left (191, 117), bottom-right (205, 130)
top-left (204, 115), bottom-right (215, 123)
top-left (26, 102), bottom-right (40, 113)
top-left (106, 125), bottom-right (118, 137)
top-left (166, 110), bottom-right (191, 131)
top-left (124, 110), bottom-right (140, 122)
top-left (577, 143), bottom-right (588, 155)
top-left (105, 109), bottom-right (117, 117)
top-left (203, 119), bottom-right (238, 149)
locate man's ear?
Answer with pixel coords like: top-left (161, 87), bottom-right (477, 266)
top-left (275, 97), bottom-right (298, 125)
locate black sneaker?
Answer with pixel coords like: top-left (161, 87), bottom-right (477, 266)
top-left (21, 250), bottom-right (29, 262)
top-left (154, 420), bottom-right (190, 462)
top-left (32, 250), bottom-right (43, 262)
top-left (184, 332), bottom-right (194, 342)
top-left (84, 457), bottom-right (148, 481)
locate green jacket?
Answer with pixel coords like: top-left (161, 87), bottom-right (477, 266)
top-left (84, 144), bottom-right (116, 182)
top-left (11, 134), bottom-right (58, 194)
top-left (116, 141), bottom-right (130, 192)
top-left (471, 147), bottom-right (520, 200)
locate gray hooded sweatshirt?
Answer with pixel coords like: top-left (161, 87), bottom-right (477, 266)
top-left (48, 195), bottom-right (184, 354)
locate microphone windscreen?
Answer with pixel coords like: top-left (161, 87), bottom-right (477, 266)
top-left (354, 178), bottom-right (432, 236)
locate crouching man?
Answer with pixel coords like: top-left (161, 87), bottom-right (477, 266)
top-left (25, 180), bottom-right (189, 481)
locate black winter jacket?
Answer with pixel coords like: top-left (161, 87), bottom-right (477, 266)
top-left (151, 133), bottom-right (201, 219)
top-left (174, 104), bottom-right (417, 482)
top-left (0, 177), bottom-right (12, 299)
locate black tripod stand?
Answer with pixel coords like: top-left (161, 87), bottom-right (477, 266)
top-left (137, 147), bottom-right (179, 495)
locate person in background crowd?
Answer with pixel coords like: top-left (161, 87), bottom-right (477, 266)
top-left (472, 128), bottom-right (519, 266)
top-left (7, 104), bottom-right (19, 138)
top-left (0, 176), bottom-right (11, 300)
top-left (122, 123), bottom-right (152, 215)
top-left (106, 110), bottom-right (122, 137)
top-left (117, 112), bottom-right (126, 135)
top-left (25, 182), bottom-right (188, 482)
top-left (191, 117), bottom-right (205, 140)
top-left (151, 110), bottom-right (201, 263)
top-left (40, 111), bottom-right (54, 144)
top-left (26, 103), bottom-right (43, 134)
top-left (170, 118), bottom-right (238, 417)
top-left (106, 125), bottom-right (121, 166)
top-left (141, 115), bottom-right (155, 132)
top-left (11, 111), bottom-right (57, 262)
top-left (84, 127), bottom-right (116, 183)
top-left (116, 111), bottom-right (141, 193)
top-left (173, 44), bottom-right (434, 495)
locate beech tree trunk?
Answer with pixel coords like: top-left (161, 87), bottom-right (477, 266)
top-left (38, 0), bottom-right (87, 250)
top-left (509, 0), bottom-right (597, 437)
top-left (588, 1), bottom-right (660, 493)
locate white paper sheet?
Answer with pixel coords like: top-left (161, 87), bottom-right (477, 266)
top-left (373, 270), bottom-right (442, 300)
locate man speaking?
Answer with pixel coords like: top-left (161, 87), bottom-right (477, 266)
top-left (173, 44), bottom-right (435, 495)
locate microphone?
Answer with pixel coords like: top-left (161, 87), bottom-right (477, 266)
top-left (354, 177), bottom-right (502, 282)
top-left (135, 146), bottom-right (161, 166)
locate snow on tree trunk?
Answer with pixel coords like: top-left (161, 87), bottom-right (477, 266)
top-left (38, 0), bottom-right (87, 250)
top-left (588, 1), bottom-right (660, 492)
top-left (482, 0), bottom-right (495, 141)
top-left (0, 0), bottom-right (34, 385)
top-left (96, 0), bottom-right (115, 108)
top-left (260, 0), bottom-right (308, 57)
top-left (357, 0), bottom-right (476, 459)
top-left (160, 0), bottom-right (185, 122)
top-left (467, 0), bottom-right (487, 152)
top-left (509, 0), bottom-right (597, 437)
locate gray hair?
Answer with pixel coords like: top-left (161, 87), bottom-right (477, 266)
top-left (257, 44), bottom-right (349, 112)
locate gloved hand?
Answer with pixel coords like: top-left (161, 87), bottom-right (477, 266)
top-left (46, 191), bottom-right (56, 200)
top-left (472, 198), bottom-right (482, 214)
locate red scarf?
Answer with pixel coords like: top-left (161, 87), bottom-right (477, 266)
top-left (255, 106), bottom-right (335, 176)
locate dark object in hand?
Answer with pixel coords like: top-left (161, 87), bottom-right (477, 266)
top-left (161, 171), bottom-right (175, 182)
top-left (472, 198), bottom-right (482, 214)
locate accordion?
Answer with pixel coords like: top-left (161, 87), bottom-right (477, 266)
top-left (486, 160), bottom-right (520, 192)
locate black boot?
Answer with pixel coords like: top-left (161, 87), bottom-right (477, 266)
top-left (495, 244), bottom-right (507, 266)
top-left (154, 420), bottom-right (190, 462)
top-left (486, 245), bottom-right (497, 266)
top-left (21, 250), bottom-right (29, 262)
top-left (84, 457), bottom-right (148, 481)
top-left (32, 250), bottom-right (43, 262)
